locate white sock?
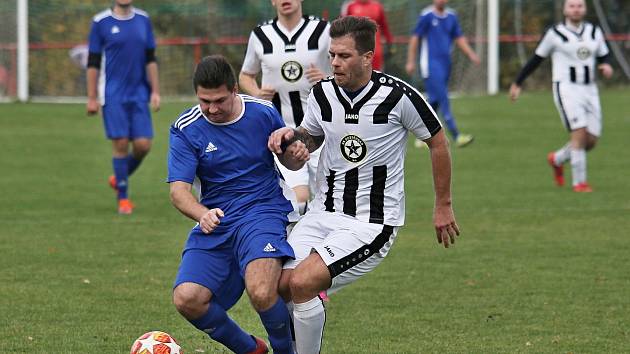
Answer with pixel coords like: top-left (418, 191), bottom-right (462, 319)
top-left (293, 297), bottom-right (325, 354)
top-left (570, 148), bottom-right (586, 186)
top-left (554, 142), bottom-right (571, 165)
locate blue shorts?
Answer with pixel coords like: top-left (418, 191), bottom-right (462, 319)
top-left (102, 101), bottom-right (153, 139)
top-left (174, 212), bottom-right (294, 308)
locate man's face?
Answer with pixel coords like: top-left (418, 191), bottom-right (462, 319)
top-left (115, 0), bottom-right (133, 7)
top-left (433, 0), bottom-right (448, 10)
top-left (564, 0), bottom-right (586, 23)
top-left (271, 0), bottom-right (302, 17)
top-left (196, 85), bottom-right (238, 123)
top-left (329, 35), bottom-right (372, 90)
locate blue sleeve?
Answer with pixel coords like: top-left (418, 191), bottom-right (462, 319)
top-left (167, 127), bottom-right (198, 184)
top-left (451, 15), bottom-right (463, 39)
top-left (412, 14), bottom-right (430, 37)
top-left (145, 18), bottom-right (156, 50)
top-left (88, 21), bottom-right (102, 53)
top-left (269, 106), bottom-right (286, 132)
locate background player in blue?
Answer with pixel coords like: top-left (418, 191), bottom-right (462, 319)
top-left (405, 0), bottom-right (479, 148)
top-left (168, 55), bottom-right (307, 354)
top-left (86, 0), bottom-right (161, 214)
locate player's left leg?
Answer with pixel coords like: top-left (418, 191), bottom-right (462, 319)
top-left (237, 214), bottom-right (296, 354)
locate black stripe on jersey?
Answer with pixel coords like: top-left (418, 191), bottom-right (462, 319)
top-left (405, 86), bottom-right (441, 135)
top-left (331, 77), bottom-right (381, 124)
top-left (289, 91), bottom-right (304, 126)
top-left (591, 24), bottom-right (598, 40)
top-left (570, 67), bottom-right (577, 83)
top-left (369, 165), bottom-right (387, 224)
top-left (254, 27), bottom-right (273, 54)
top-left (553, 26), bottom-right (569, 42)
top-left (313, 83), bottom-right (333, 122)
top-left (584, 66), bottom-right (590, 84)
top-left (272, 18), bottom-right (310, 52)
top-left (324, 170), bottom-right (336, 212)
top-left (272, 93), bottom-right (282, 116)
top-left (308, 20), bottom-right (328, 50)
top-left (373, 87), bottom-right (404, 124)
top-left (327, 225), bottom-right (394, 278)
top-left (554, 82), bottom-right (571, 132)
top-left (342, 168), bottom-right (359, 217)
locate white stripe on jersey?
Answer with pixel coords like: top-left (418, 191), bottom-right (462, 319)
top-left (174, 105), bottom-right (202, 130)
top-left (242, 95), bottom-right (274, 108)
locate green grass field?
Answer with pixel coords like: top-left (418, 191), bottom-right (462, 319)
top-left (1, 89), bottom-right (629, 353)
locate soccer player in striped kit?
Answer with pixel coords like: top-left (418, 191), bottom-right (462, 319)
top-left (510, 0), bottom-right (613, 192)
top-left (269, 16), bottom-right (460, 353)
top-left (240, 0), bottom-right (331, 216)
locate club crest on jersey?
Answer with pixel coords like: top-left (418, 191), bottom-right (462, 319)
top-left (281, 61), bottom-right (303, 82)
top-left (577, 47), bottom-right (591, 60)
top-left (111, 25), bottom-right (120, 34)
top-left (340, 134), bottom-right (367, 163)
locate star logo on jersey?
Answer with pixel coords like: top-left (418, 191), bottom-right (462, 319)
top-left (111, 25), bottom-right (120, 34)
top-left (281, 61), bottom-right (303, 83)
top-left (340, 134), bottom-right (367, 163)
top-left (576, 47), bottom-right (591, 60)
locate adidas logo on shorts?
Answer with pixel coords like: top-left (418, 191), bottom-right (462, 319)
top-left (263, 243), bottom-right (276, 252)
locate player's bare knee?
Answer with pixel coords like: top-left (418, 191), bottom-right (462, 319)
top-left (288, 271), bottom-right (317, 300)
top-left (173, 284), bottom-right (210, 319)
top-left (247, 284), bottom-right (278, 311)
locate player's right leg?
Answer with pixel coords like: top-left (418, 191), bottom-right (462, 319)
top-left (173, 247), bottom-right (264, 353)
top-left (103, 103), bottom-right (134, 213)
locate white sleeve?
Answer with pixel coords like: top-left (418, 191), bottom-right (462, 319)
top-left (400, 89), bottom-right (442, 140)
top-left (534, 29), bottom-right (555, 58)
top-left (241, 31), bottom-right (261, 75)
top-left (595, 26), bottom-right (610, 57)
top-left (300, 90), bottom-right (324, 136)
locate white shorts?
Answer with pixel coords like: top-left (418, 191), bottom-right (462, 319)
top-left (274, 145), bottom-right (322, 189)
top-left (284, 211), bottom-right (399, 294)
top-left (552, 82), bottom-right (602, 137)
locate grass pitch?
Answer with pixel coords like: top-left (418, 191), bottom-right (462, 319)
top-left (1, 89), bottom-right (629, 353)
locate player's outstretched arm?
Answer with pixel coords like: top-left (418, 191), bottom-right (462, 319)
top-left (268, 127), bottom-right (313, 171)
top-left (169, 181), bottom-right (223, 234)
top-left (425, 130), bottom-right (460, 248)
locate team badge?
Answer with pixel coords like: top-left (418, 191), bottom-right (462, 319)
top-left (340, 134), bottom-right (367, 163)
top-left (576, 47), bottom-right (591, 60)
top-left (281, 61), bottom-right (303, 82)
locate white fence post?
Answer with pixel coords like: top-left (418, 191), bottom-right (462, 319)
top-left (487, 0), bottom-right (499, 95)
top-left (17, 0), bottom-right (29, 102)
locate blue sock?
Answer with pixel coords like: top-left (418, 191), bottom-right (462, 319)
top-left (189, 300), bottom-right (256, 354)
top-left (258, 298), bottom-right (294, 354)
top-left (439, 97), bottom-right (460, 139)
top-left (126, 155), bottom-right (142, 176)
top-left (112, 157), bottom-right (128, 200)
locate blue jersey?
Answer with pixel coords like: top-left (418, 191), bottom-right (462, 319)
top-left (167, 95), bottom-right (294, 248)
top-left (412, 7), bottom-right (463, 79)
top-left (88, 8), bottom-right (156, 104)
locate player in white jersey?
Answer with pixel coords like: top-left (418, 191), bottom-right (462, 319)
top-left (510, 0), bottom-right (613, 192)
top-left (268, 16), bottom-right (460, 353)
top-left (240, 0), bottom-right (332, 214)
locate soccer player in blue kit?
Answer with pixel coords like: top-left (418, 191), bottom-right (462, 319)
top-left (168, 55), bottom-right (307, 354)
top-left (86, 0), bottom-right (160, 214)
top-left (405, 0), bottom-right (479, 148)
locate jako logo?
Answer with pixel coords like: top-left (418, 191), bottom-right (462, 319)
top-left (345, 114), bottom-right (359, 120)
top-left (324, 246), bottom-right (335, 257)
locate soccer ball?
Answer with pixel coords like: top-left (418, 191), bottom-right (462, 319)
top-left (130, 331), bottom-right (182, 354)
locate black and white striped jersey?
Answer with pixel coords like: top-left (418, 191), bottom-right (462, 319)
top-left (302, 71), bottom-right (442, 226)
top-left (535, 22), bottom-right (609, 85)
top-left (242, 15), bottom-right (331, 128)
